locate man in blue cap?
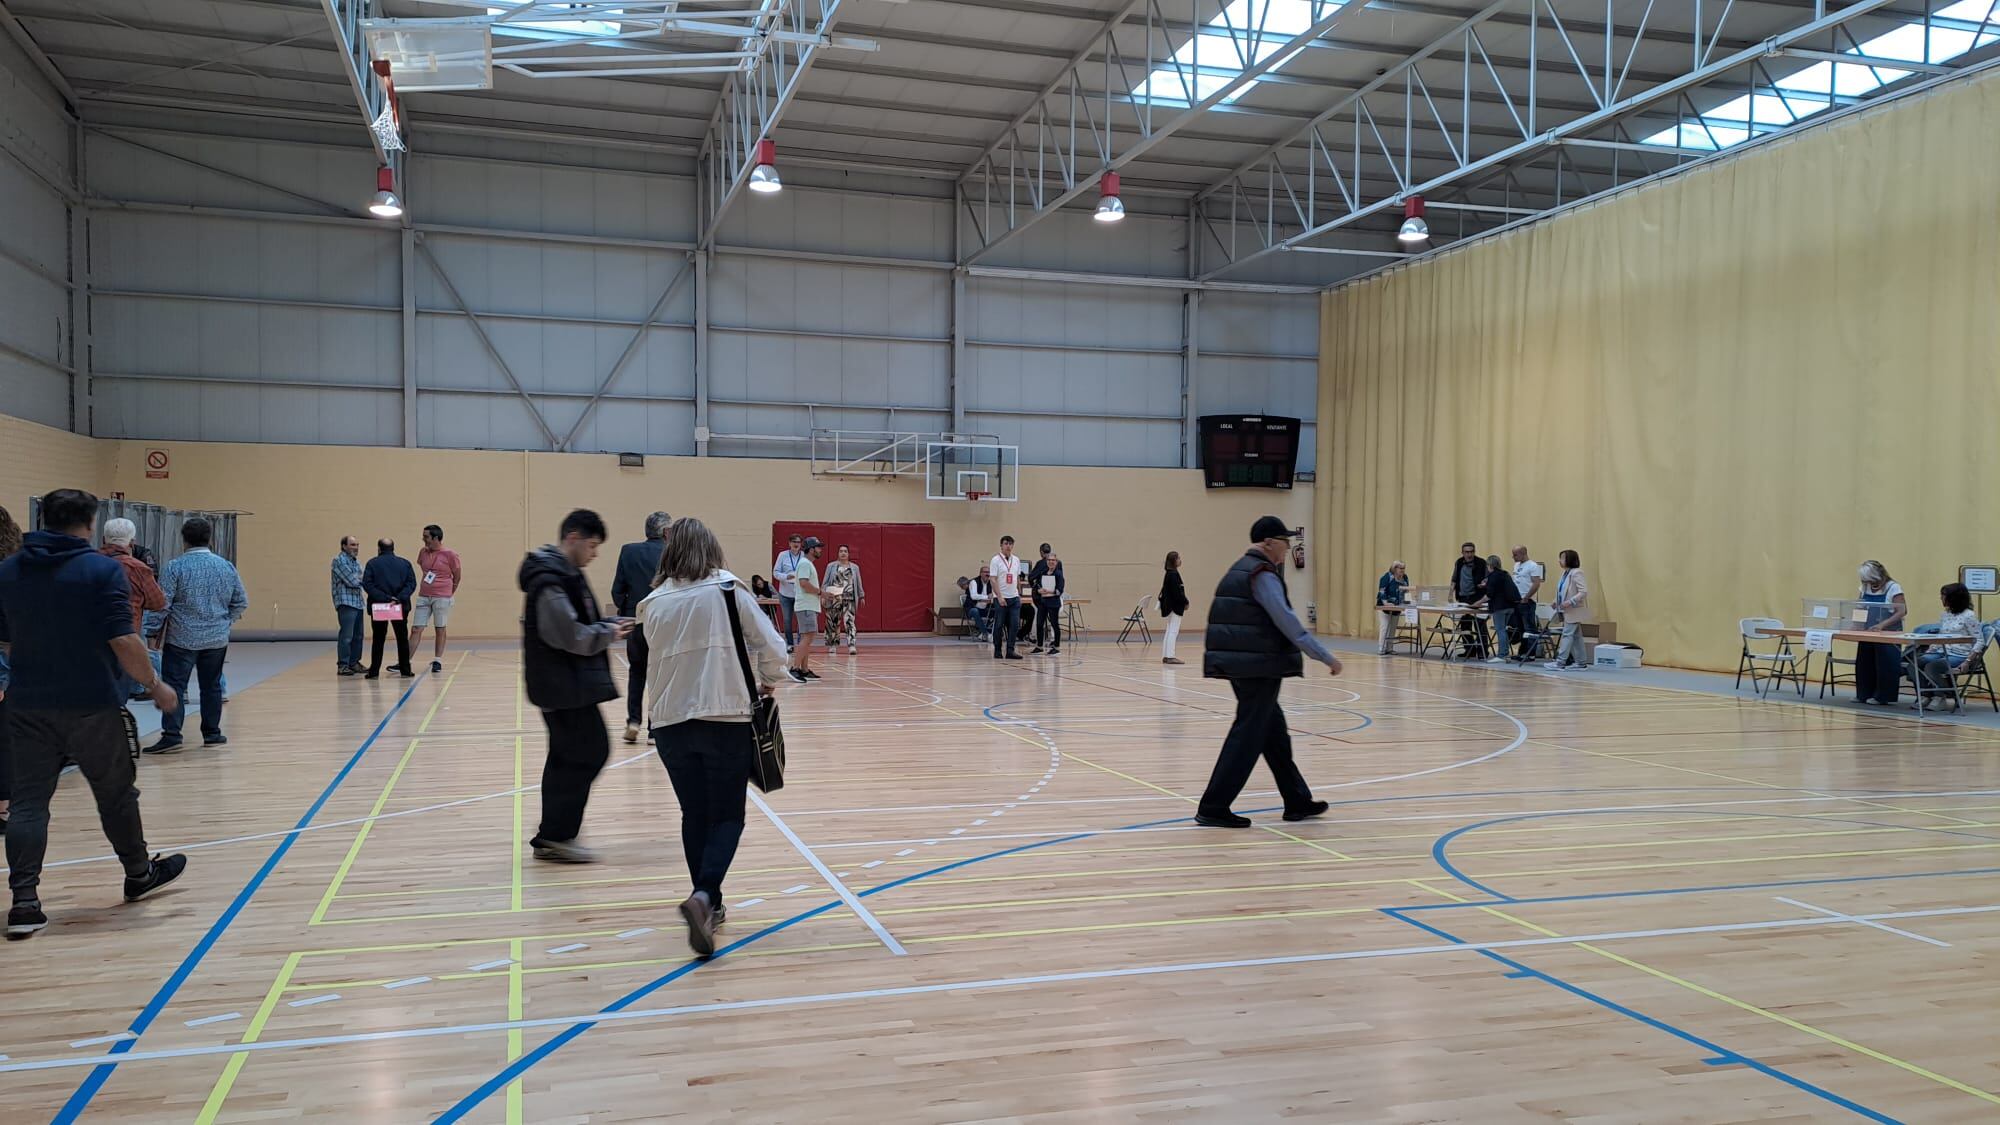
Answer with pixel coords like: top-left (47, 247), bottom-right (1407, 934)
top-left (1196, 516), bottom-right (1340, 828)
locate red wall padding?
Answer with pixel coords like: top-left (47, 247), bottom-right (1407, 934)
top-left (769, 522), bottom-right (936, 632)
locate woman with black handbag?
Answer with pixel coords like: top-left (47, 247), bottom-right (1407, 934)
top-left (638, 517), bottom-right (791, 958)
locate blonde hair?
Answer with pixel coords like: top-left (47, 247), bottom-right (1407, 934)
top-left (1859, 560), bottom-right (1891, 588)
top-left (654, 517), bottom-right (727, 586)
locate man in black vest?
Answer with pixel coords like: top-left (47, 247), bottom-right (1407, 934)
top-left (518, 509), bottom-right (631, 864)
top-left (610, 510), bottom-right (671, 744)
top-left (1196, 516), bottom-right (1341, 828)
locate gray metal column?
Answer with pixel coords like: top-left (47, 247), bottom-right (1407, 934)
top-left (1181, 291), bottom-right (1200, 469)
top-left (68, 113), bottom-right (90, 435)
top-left (693, 249), bottom-right (710, 457)
top-left (950, 272), bottom-right (967, 435)
top-left (400, 227), bottom-right (417, 446)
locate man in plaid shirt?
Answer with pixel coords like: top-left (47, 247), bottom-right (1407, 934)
top-left (331, 536), bottom-right (365, 675)
top-left (148, 518), bottom-right (246, 753)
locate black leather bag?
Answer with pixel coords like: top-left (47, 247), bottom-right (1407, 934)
top-left (721, 582), bottom-right (785, 792)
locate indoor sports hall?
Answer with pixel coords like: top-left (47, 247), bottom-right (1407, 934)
top-left (2, 1), bottom-right (1999, 1121)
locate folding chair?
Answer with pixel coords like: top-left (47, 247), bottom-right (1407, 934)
top-left (1419, 611), bottom-right (1457, 658)
top-left (1817, 649), bottom-right (1856, 699)
top-left (1515, 605), bottom-right (1559, 663)
top-left (1951, 622), bottom-right (1999, 713)
top-left (1737, 617), bottom-right (1807, 698)
top-left (1385, 606), bottom-right (1422, 654)
top-left (1117, 595), bottom-right (1155, 645)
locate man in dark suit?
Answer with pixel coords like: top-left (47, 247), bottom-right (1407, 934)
top-left (610, 511), bottom-right (671, 743)
top-left (361, 538), bottom-right (417, 678)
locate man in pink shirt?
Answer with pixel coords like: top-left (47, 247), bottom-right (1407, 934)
top-left (412, 523), bottom-right (462, 674)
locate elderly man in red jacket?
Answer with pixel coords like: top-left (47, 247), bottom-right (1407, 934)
top-left (100, 517), bottom-right (166, 649)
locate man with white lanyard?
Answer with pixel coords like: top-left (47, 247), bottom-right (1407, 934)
top-left (771, 533), bottom-right (803, 652)
top-left (988, 535), bottom-right (1025, 661)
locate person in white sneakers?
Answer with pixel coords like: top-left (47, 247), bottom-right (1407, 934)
top-left (989, 536), bottom-right (1025, 660)
top-left (1546, 549), bottom-right (1592, 670)
top-left (821, 544), bottom-right (865, 654)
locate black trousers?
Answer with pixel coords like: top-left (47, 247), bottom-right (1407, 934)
top-left (655, 719), bottom-right (754, 906)
top-left (369, 609), bottom-right (412, 674)
top-left (0, 697), bottom-right (11, 804)
top-left (1033, 601), bottom-right (1063, 649)
top-left (1853, 640), bottom-right (1904, 705)
top-left (992, 599), bottom-right (1021, 657)
top-left (536, 705), bottom-right (609, 843)
top-left (6, 707), bottom-right (153, 901)
top-left (625, 629), bottom-right (649, 726)
top-left (1198, 678), bottom-right (1314, 816)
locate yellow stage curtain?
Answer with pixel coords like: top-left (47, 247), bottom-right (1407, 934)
top-left (1317, 71), bottom-right (2000, 672)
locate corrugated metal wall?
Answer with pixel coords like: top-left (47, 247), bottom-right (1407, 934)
top-left (0, 47), bottom-right (1320, 471)
top-left (0, 32), bottom-right (76, 430)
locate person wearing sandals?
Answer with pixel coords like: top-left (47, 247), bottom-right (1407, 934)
top-left (1915, 582), bottom-right (1981, 712)
top-left (1159, 551), bottom-right (1189, 664)
top-left (639, 517), bottom-right (790, 958)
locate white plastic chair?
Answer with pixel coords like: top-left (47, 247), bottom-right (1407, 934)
top-left (1738, 617), bottom-right (1808, 698)
top-left (1117, 595), bottom-right (1155, 645)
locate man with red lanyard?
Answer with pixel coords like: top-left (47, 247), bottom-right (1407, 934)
top-left (988, 535), bottom-right (1025, 661)
top-left (413, 523), bottom-right (462, 674)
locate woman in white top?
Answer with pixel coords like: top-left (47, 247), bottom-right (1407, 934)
top-left (1852, 559), bottom-right (1907, 706)
top-left (1914, 582), bottom-right (1980, 711)
top-left (1545, 549), bottom-right (1592, 670)
top-left (639, 517), bottom-right (791, 958)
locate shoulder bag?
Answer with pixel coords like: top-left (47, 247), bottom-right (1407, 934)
top-left (720, 581), bottom-right (786, 792)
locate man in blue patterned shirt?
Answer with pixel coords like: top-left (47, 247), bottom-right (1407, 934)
top-left (331, 536), bottom-right (365, 676)
top-left (148, 518), bottom-right (247, 754)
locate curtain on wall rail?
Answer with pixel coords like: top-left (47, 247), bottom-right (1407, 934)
top-left (1316, 70), bottom-right (2000, 672)
top-left (28, 497), bottom-right (241, 566)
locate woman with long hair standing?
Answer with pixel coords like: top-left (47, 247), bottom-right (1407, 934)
top-left (638, 517), bottom-right (791, 957)
top-left (0, 505), bottom-right (18, 829)
top-left (1159, 551), bottom-right (1189, 665)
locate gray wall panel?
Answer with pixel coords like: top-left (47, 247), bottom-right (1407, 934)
top-left (93, 297), bottom-right (398, 386)
top-left (0, 40), bottom-right (74, 430)
top-left (0, 358), bottom-right (69, 427)
top-left (416, 155), bottom-right (696, 243)
top-left (93, 379), bottom-right (402, 446)
top-left (714, 187), bottom-right (950, 260)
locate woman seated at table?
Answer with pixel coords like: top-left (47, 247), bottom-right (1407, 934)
top-left (1852, 560), bottom-right (1907, 705)
top-left (1375, 560), bottom-right (1408, 655)
top-left (1915, 582), bottom-right (1981, 712)
top-left (750, 574), bottom-right (775, 600)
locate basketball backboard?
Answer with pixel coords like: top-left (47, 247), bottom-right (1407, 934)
top-left (925, 442), bottom-right (1019, 502)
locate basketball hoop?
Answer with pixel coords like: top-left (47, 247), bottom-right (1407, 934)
top-left (963, 490), bottom-right (988, 503)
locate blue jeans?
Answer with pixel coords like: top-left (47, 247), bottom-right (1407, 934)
top-left (336, 604), bottom-right (365, 668)
top-left (779, 594), bottom-right (797, 646)
top-left (992, 599), bottom-right (1021, 656)
top-left (965, 602), bottom-right (989, 637)
top-left (161, 644), bottom-right (228, 742)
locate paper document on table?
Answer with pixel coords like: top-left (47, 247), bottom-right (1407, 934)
top-left (1401, 608), bottom-right (1417, 624)
top-left (1804, 630), bottom-right (1834, 652)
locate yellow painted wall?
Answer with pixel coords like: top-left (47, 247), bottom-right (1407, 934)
top-left (1316, 70), bottom-right (2000, 672)
top-left (91, 439), bottom-right (1312, 638)
top-left (0, 414), bottom-right (108, 522)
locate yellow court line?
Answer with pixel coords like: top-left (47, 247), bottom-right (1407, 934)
top-left (512, 735), bottom-right (525, 912)
top-left (506, 936), bottom-right (525, 1125)
top-left (194, 951), bottom-right (303, 1123)
top-left (309, 737), bottom-right (424, 925)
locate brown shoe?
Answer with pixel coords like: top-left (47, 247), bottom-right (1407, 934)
top-left (1162, 657), bottom-right (1185, 665)
top-left (678, 893), bottom-right (716, 958)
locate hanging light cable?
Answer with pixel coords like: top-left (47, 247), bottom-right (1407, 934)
top-left (1093, 171), bottom-right (1125, 223)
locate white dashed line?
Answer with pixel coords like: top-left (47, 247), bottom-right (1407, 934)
top-left (287, 995), bottom-right (341, 1009)
top-left (183, 1013), bottom-right (242, 1028)
top-left (545, 943), bottom-right (588, 955)
top-left (737, 898), bottom-right (764, 908)
top-left (895, 848), bottom-right (915, 857)
top-left (69, 1034), bottom-right (135, 1049)
top-left (383, 977), bottom-right (432, 990)
top-left (862, 860), bottom-right (883, 869)
top-left (468, 959), bottom-right (515, 972)
top-left (972, 820), bottom-right (986, 826)
top-left (949, 829), bottom-right (966, 836)
top-left (782, 884), bottom-right (810, 895)
top-left (615, 928), bottom-right (654, 940)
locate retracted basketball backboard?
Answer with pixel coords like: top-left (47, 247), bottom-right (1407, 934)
top-left (926, 442), bottom-right (1019, 502)
top-left (364, 19), bottom-right (494, 92)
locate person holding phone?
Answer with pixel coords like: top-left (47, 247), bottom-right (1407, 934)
top-left (518, 510), bottom-right (632, 864)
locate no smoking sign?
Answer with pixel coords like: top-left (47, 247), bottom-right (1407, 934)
top-left (145, 448), bottom-right (170, 479)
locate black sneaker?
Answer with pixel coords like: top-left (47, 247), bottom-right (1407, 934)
top-left (203, 734), bottom-right (228, 748)
top-left (431, 660), bottom-right (442, 673)
top-left (124, 853), bottom-right (188, 902)
top-left (1029, 646), bottom-right (1044, 655)
top-left (1005, 653), bottom-right (1025, 661)
top-left (1195, 810), bottom-right (1252, 828)
top-left (1048, 648), bottom-right (1061, 656)
top-left (788, 669), bottom-right (808, 683)
top-left (801, 669), bottom-right (821, 680)
top-left (5, 901), bottom-right (47, 940)
top-left (1283, 800), bottom-right (1330, 822)
top-left (364, 670), bottom-right (380, 680)
top-left (143, 738), bottom-right (184, 755)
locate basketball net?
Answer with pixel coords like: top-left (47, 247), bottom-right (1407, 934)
top-left (370, 102), bottom-right (406, 152)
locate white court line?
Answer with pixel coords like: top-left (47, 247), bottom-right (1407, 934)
top-left (1773, 896), bottom-right (1952, 947)
top-left (287, 994), bottom-right (341, 1008)
top-left (68, 1033), bottom-right (135, 1049)
top-left (382, 977), bottom-right (432, 990)
top-left (614, 928), bottom-right (654, 940)
top-left (736, 898), bottom-right (764, 908)
top-left (546, 943), bottom-right (589, 955)
top-left (14, 901), bottom-right (2000, 1075)
top-left (781, 884), bottom-right (810, 895)
top-left (750, 789), bottom-right (908, 957)
top-left (468, 959), bottom-right (515, 972)
top-left (183, 1013), bottom-right (242, 1028)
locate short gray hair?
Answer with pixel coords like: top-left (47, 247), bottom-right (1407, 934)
top-left (103, 517), bottom-right (137, 546)
top-left (654, 517), bottom-right (726, 586)
top-left (644, 510), bottom-right (672, 539)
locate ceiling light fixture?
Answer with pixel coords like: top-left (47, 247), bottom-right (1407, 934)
top-left (747, 138), bottom-right (782, 194)
top-left (1397, 195), bottom-right (1429, 243)
top-left (368, 165), bottom-right (403, 219)
top-left (1093, 171), bottom-right (1125, 223)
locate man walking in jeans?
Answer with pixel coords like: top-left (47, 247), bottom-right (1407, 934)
top-left (1195, 517), bottom-right (1340, 829)
top-left (331, 535), bottom-right (366, 675)
top-left (149, 517), bottom-right (247, 753)
top-left (0, 488), bottom-right (186, 939)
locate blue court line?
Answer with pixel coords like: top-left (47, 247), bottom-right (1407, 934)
top-left (434, 806), bottom-right (1277, 1122)
top-left (1429, 808), bottom-right (2000, 902)
top-left (1380, 907), bottom-right (1905, 1123)
top-left (55, 679), bottom-right (423, 1123)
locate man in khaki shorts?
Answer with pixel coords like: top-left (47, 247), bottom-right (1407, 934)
top-left (412, 524), bottom-right (461, 674)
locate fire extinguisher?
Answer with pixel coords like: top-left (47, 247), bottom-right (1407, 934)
top-left (1291, 528), bottom-right (1306, 570)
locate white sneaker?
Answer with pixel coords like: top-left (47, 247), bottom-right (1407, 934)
top-left (1486, 656), bottom-right (1506, 663)
top-left (847, 645), bottom-right (856, 655)
top-left (1543, 661), bottom-right (1563, 670)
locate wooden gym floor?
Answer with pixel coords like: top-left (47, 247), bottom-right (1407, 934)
top-left (4, 640), bottom-right (2000, 1122)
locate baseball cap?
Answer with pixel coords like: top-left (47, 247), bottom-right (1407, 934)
top-left (802, 536), bottom-right (823, 550)
top-left (1249, 516), bottom-right (1298, 543)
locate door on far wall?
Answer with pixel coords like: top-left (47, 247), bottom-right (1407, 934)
top-left (771, 522), bottom-right (935, 633)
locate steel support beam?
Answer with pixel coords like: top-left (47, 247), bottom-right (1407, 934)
top-left (0, 0), bottom-right (76, 112)
top-left (697, 0), bottom-right (853, 247)
top-left (1194, 0), bottom-right (1919, 281)
top-left (956, 0), bottom-right (1369, 265)
top-left (414, 236), bottom-right (561, 449)
top-left (400, 226), bottom-right (417, 446)
top-left (693, 249), bottom-right (711, 457)
top-left (68, 113), bottom-right (89, 435)
top-left (557, 257), bottom-right (695, 451)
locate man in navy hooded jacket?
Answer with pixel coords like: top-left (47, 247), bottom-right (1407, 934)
top-left (0, 489), bottom-right (186, 940)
